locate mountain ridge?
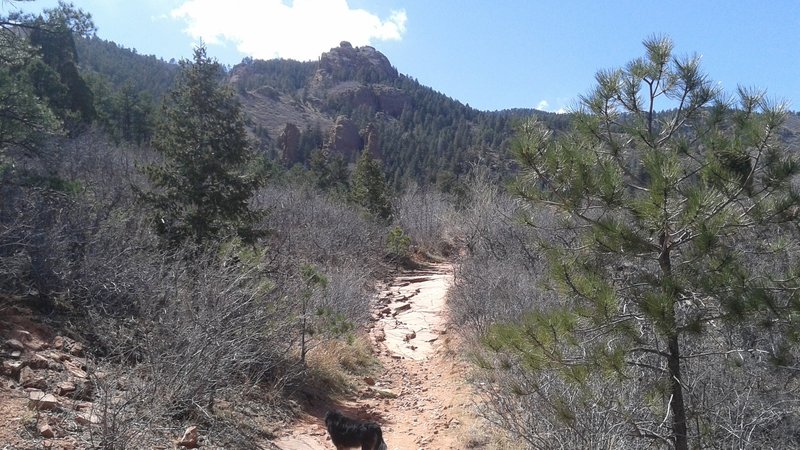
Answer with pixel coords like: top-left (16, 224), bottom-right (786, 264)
top-left (77, 37), bottom-right (570, 187)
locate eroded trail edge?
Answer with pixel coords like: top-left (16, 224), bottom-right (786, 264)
top-left (275, 263), bottom-right (477, 449)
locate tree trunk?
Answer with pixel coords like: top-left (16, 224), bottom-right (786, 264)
top-left (659, 233), bottom-right (688, 449)
top-left (668, 333), bottom-right (689, 450)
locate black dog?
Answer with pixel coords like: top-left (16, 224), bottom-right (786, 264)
top-left (324, 410), bottom-right (388, 450)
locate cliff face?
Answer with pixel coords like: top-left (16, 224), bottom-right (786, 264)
top-left (326, 115), bottom-right (361, 160)
top-left (233, 41), bottom-right (405, 164)
top-left (314, 41), bottom-right (399, 86)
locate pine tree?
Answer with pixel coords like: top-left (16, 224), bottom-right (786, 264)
top-left (350, 148), bottom-right (392, 220)
top-left (27, 2), bottom-right (96, 130)
top-left (141, 46), bottom-right (262, 247)
top-left (491, 36), bottom-right (800, 448)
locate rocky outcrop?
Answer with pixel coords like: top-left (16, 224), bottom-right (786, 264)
top-left (326, 116), bottom-right (362, 159)
top-left (362, 123), bottom-right (381, 159)
top-left (316, 41), bottom-right (398, 85)
top-left (277, 123), bottom-right (301, 164)
top-left (374, 85), bottom-right (409, 117)
top-left (327, 83), bottom-right (409, 118)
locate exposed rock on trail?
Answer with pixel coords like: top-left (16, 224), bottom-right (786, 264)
top-left (275, 263), bottom-right (478, 449)
top-left (376, 267), bottom-right (451, 361)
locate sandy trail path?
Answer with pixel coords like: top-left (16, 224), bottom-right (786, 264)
top-left (273, 263), bottom-right (477, 449)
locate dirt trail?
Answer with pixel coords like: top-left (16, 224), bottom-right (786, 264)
top-left (274, 263), bottom-right (478, 449)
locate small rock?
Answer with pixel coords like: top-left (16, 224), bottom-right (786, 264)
top-left (62, 360), bottom-right (88, 379)
top-left (28, 340), bottom-right (48, 351)
top-left (39, 421), bottom-right (56, 438)
top-left (2, 360), bottom-right (23, 377)
top-left (392, 303), bottom-right (412, 315)
top-left (46, 350), bottom-right (68, 362)
top-left (69, 342), bottom-right (84, 357)
top-left (371, 387), bottom-right (398, 399)
top-left (55, 381), bottom-right (76, 396)
top-left (72, 401), bottom-right (94, 411)
top-left (364, 376), bottom-right (376, 386)
top-left (177, 425), bottom-right (199, 448)
top-left (404, 330), bottom-right (416, 341)
top-left (75, 412), bottom-right (101, 426)
top-left (374, 329), bottom-right (386, 342)
top-left (19, 366), bottom-right (47, 389)
top-left (27, 354), bottom-right (52, 370)
top-left (53, 336), bottom-right (65, 350)
top-left (29, 391), bottom-right (59, 410)
top-left (10, 350), bottom-right (21, 359)
top-left (5, 338), bottom-right (25, 351)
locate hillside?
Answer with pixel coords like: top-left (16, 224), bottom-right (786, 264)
top-left (77, 38), bottom-right (570, 188)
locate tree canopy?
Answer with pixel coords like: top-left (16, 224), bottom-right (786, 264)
top-left (141, 46), bottom-right (262, 247)
top-left (488, 35), bottom-right (800, 449)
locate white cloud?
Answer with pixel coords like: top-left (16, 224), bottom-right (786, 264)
top-left (537, 99), bottom-right (569, 114)
top-left (171, 0), bottom-right (407, 61)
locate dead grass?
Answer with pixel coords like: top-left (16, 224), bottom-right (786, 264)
top-left (304, 336), bottom-right (380, 395)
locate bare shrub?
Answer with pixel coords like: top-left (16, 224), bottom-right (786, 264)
top-left (394, 184), bottom-right (458, 255)
top-left (1, 130), bottom-right (390, 446)
top-left (256, 183), bottom-right (384, 274)
top-left (255, 182), bottom-right (384, 347)
top-left (447, 172), bottom-right (555, 336)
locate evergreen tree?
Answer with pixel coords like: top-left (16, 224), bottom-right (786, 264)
top-left (27, 2), bottom-right (96, 130)
top-left (0, 2), bottom-right (91, 155)
top-left (350, 148), bottom-right (392, 220)
top-left (309, 148), bottom-right (348, 192)
top-left (141, 46), bottom-right (262, 247)
top-left (0, 26), bottom-right (59, 155)
top-left (490, 36), bottom-right (800, 448)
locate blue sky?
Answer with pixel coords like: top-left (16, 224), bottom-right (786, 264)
top-left (7, 0), bottom-right (800, 112)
